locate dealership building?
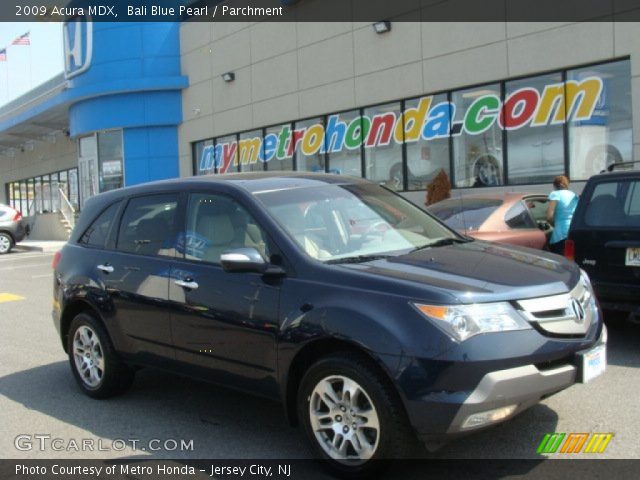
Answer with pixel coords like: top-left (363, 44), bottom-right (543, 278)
top-left (1, 12), bottom-right (639, 235)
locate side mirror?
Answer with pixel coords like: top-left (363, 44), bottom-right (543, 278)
top-left (220, 248), bottom-right (267, 273)
top-left (220, 248), bottom-right (286, 277)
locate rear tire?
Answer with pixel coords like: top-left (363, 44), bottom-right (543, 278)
top-left (0, 232), bottom-right (13, 254)
top-left (67, 313), bottom-right (135, 399)
top-left (297, 352), bottom-right (415, 475)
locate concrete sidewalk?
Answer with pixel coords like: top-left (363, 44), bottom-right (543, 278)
top-left (16, 240), bottom-right (67, 253)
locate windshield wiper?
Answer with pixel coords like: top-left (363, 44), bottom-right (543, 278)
top-left (411, 237), bottom-right (470, 252)
top-left (326, 254), bottom-right (391, 265)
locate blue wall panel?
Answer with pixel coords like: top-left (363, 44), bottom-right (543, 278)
top-left (124, 127), bottom-right (179, 186)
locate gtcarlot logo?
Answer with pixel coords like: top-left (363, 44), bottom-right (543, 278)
top-left (14, 434), bottom-right (194, 452)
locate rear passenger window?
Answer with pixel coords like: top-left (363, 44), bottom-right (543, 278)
top-left (79, 202), bottom-right (121, 248)
top-left (625, 182), bottom-right (640, 216)
top-left (586, 180), bottom-right (640, 227)
top-left (117, 194), bottom-right (178, 256)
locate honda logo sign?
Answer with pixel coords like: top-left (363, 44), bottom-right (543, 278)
top-left (63, 18), bottom-right (93, 79)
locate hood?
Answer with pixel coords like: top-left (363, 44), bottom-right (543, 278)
top-left (341, 240), bottom-right (580, 304)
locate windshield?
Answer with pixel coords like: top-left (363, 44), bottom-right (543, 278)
top-left (255, 183), bottom-right (458, 262)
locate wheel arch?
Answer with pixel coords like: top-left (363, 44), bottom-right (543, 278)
top-left (59, 299), bottom-right (108, 353)
top-left (282, 337), bottom-right (407, 427)
top-left (0, 230), bottom-right (15, 244)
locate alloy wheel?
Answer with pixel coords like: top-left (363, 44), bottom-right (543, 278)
top-left (309, 375), bottom-right (380, 463)
top-left (72, 325), bottom-right (105, 388)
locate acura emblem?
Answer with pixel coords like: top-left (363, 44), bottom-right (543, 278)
top-left (570, 298), bottom-right (586, 323)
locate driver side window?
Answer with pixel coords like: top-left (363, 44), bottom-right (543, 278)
top-left (181, 193), bottom-right (270, 265)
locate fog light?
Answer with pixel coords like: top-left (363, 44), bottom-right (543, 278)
top-left (461, 405), bottom-right (518, 429)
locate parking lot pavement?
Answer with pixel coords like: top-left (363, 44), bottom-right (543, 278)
top-left (1, 250), bottom-right (638, 461)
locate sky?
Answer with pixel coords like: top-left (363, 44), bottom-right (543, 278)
top-left (0, 22), bottom-right (63, 106)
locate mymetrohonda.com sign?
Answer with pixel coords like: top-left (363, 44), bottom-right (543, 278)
top-left (199, 76), bottom-right (603, 173)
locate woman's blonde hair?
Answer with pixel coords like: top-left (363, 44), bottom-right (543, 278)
top-left (553, 175), bottom-right (570, 189)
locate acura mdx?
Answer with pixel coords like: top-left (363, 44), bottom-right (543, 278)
top-left (52, 173), bottom-right (606, 473)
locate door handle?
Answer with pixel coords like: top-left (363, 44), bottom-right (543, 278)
top-left (175, 279), bottom-right (199, 290)
top-left (97, 264), bottom-right (114, 274)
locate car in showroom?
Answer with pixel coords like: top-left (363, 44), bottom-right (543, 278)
top-left (52, 173), bottom-right (605, 473)
top-left (565, 164), bottom-right (640, 319)
top-left (427, 193), bottom-right (551, 250)
top-left (0, 203), bottom-right (29, 254)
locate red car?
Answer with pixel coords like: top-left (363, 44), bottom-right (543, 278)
top-left (427, 193), bottom-right (551, 250)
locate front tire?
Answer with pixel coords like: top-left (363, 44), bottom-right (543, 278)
top-left (67, 313), bottom-right (134, 399)
top-left (297, 353), bottom-right (414, 474)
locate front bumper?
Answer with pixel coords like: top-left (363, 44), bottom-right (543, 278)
top-left (403, 324), bottom-right (606, 446)
top-left (445, 363), bottom-right (575, 435)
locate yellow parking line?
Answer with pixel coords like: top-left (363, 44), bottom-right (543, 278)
top-left (0, 293), bottom-right (25, 303)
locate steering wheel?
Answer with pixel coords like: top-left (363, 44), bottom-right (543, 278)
top-left (361, 221), bottom-right (390, 239)
top-left (537, 220), bottom-right (553, 235)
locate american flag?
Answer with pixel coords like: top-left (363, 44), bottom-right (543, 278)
top-left (0, 49), bottom-right (6, 61)
top-left (12, 32), bottom-right (30, 46)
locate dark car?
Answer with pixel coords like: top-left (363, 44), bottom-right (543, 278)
top-left (427, 194), bottom-right (551, 250)
top-left (52, 173), bottom-right (606, 473)
top-left (565, 165), bottom-right (640, 319)
top-left (0, 203), bottom-right (29, 254)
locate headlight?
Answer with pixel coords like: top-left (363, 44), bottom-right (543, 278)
top-left (580, 268), bottom-right (598, 311)
top-left (412, 302), bottom-right (531, 342)
top-left (580, 269), bottom-right (594, 294)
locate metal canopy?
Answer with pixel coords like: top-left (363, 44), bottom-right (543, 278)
top-left (0, 73), bottom-right (69, 156)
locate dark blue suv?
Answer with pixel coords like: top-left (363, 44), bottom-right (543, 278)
top-left (52, 173), bottom-right (606, 473)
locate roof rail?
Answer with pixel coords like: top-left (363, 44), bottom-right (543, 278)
top-left (605, 161), bottom-right (640, 172)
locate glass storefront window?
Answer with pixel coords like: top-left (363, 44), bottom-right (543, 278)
top-left (98, 130), bottom-right (124, 193)
top-left (506, 73), bottom-right (565, 185)
top-left (18, 181), bottom-right (26, 215)
top-left (238, 130), bottom-right (264, 173)
top-left (34, 177), bottom-right (42, 213)
top-left (293, 118), bottom-right (324, 173)
top-left (327, 110), bottom-right (362, 178)
top-left (214, 134), bottom-right (239, 174)
top-left (405, 94), bottom-right (451, 191)
top-left (364, 102), bottom-right (403, 190)
top-left (4, 171), bottom-right (77, 216)
top-left (189, 59), bottom-right (631, 192)
top-left (26, 179), bottom-right (34, 215)
top-left (51, 173), bottom-right (60, 212)
top-left (568, 60), bottom-right (632, 180)
top-left (8, 182), bottom-right (16, 211)
top-left (452, 84), bottom-right (504, 188)
top-left (42, 174), bottom-right (51, 212)
top-left (266, 123), bottom-right (294, 172)
top-left (58, 171), bottom-right (68, 199)
top-left (194, 139), bottom-right (214, 176)
top-left (68, 168), bottom-right (79, 210)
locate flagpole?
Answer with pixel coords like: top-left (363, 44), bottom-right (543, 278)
top-left (4, 63), bottom-right (8, 103)
top-left (28, 43), bottom-right (32, 88)
top-left (5, 50), bottom-right (10, 102)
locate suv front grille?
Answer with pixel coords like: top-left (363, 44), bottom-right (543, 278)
top-left (515, 280), bottom-right (594, 336)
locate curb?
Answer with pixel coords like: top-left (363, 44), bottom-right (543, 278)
top-left (16, 243), bottom-right (67, 254)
